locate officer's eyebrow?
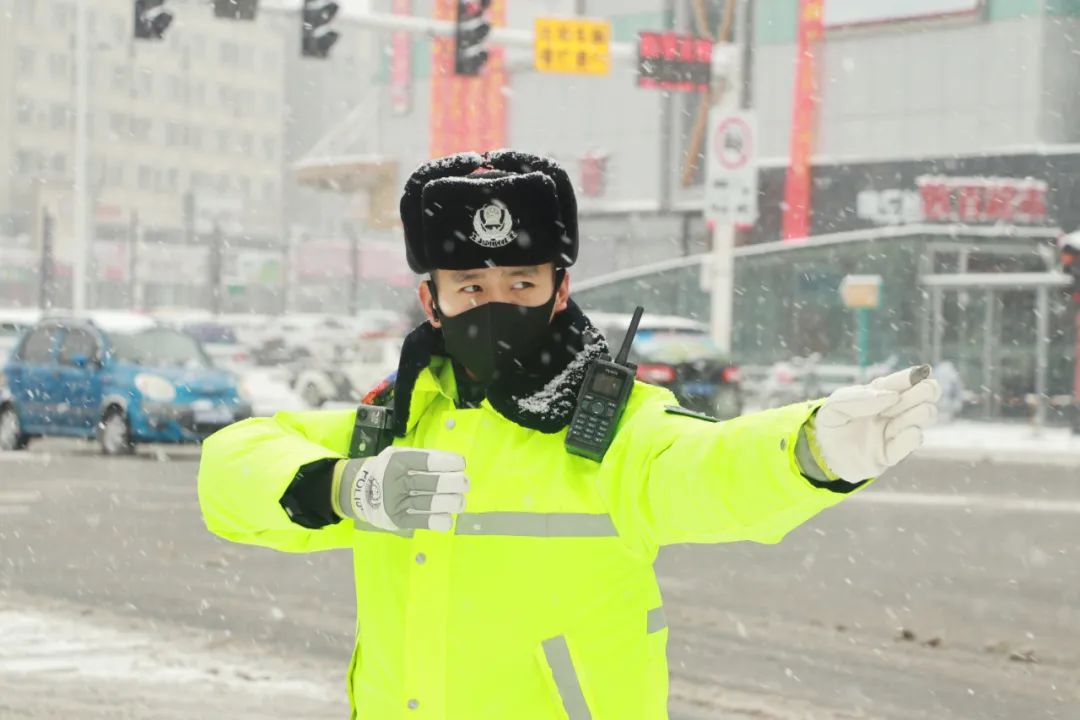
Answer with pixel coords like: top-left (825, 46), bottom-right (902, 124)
top-left (450, 270), bottom-right (484, 282)
top-left (502, 267), bottom-right (540, 278)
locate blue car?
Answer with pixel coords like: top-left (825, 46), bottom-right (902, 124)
top-left (0, 313), bottom-right (251, 455)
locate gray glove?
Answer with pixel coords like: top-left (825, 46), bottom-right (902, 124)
top-left (331, 447), bottom-right (468, 532)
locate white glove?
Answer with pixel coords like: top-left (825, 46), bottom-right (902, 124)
top-left (811, 365), bottom-right (941, 482)
top-left (332, 447), bottom-right (469, 532)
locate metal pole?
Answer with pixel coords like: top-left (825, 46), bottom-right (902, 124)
top-left (1035, 285), bottom-right (1049, 431)
top-left (931, 286), bottom-right (944, 365)
top-left (982, 289), bottom-right (995, 418)
top-left (346, 222), bottom-right (360, 316)
top-left (856, 307), bottom-right (870, 383)
top-left (39, 210), bottom-right (54, 310)
top-left (72, 0), bottom-right (90, 312)
top-left (210, 222), bottom-right (223, 314)
top-left (129, 210), bottom-right (140, 311)
top-left (658, 0), bottom-right (675, 213)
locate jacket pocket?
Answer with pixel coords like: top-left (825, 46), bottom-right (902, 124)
top-left (536, 635), bottom-right (594, 720)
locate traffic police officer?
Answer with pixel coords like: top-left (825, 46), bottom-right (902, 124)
top-left (197, 150), bottom-right (940, 719)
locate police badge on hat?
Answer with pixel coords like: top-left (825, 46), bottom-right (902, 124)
top-left (472, 204), bottom-right (516, 248)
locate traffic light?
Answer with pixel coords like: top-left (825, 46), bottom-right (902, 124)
top-left (301, 0), bottom-right (340, 59)
top-left (214, 0), bottom-right (258, 21)
top-left (134, 0), bottom-right (173, 40)
top-left (454, 0), bottom-right (492, 76)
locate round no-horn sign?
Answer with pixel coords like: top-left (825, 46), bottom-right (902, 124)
top-left (714, 116), bottom-right (752, 171)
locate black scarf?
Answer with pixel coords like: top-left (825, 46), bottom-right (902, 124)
top-left (390, 300), bottom-right (609, 435)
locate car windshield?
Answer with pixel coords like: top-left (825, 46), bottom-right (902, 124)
top-left (634, 332), bottom-right (727, 364)
top-left (110, 328), bottom-right (211, 369)
top-left (183, 323), bottom-right (239, 345)
top-left (0, 323), bottom-right (26, 337)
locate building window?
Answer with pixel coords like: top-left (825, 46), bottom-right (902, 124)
top-left (16, 98), bottom-right (35, 126)
top-left (138, 165), bottom-right (154, 188)
top-left (109, 112), bottom-right (126, 137)
top-left (49, 52), bottom-right (68, 81)
top-left (166, 168), bottom-right (179, 191)
top-left (49, 103), bottom-right (69, 131)
top-left (263, 180), bottom-right (276, 202)
top-left (108, 163), bottom-right (125, 187)
top-left (220, 41), bottom-right (239, 64)
top-left (111, 65), bottom-right (129, 92)
top-left (111, 13), bottom-right (125, 43)
top-left (130, 117), bottom-right (152, 141)
top-left (50, 153), bottom-right (67, 175)
top-left (51, 1), bottom-right (71, 31)
top-left (262, 137), bottom-right (276, 162)
top-left (217, 129), bottom-right (231, 153)
top-left (263, 92), bottom-right (277, 114)
top-left (15, 149), bottom-right (41, 175)
top-left (136, 68), bottom-right (153, 97)
top-left (238, 132), bottom-right (253, 155)
top-left (18, 47), bottom-right (35, 75)
top-left (189, 127), bottom-right (202, 150)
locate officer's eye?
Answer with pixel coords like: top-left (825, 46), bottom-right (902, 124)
top-left (511, 281), bottom-right (535, 291)
top-left (460, 285), bottom-right (482, 294)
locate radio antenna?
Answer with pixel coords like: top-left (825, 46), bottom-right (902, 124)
top-left (615, 306), bottom-right (645, 366)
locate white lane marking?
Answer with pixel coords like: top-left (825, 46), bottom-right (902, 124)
top-left (0, 453), bottom-right (52, 463)
top-left (853, 491), bottom-right (1080, 515)
top-left (0, 491), bottom-right (43, 504)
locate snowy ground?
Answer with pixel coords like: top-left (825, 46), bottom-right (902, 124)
top-left (1, 440), bottom-right (1078, 719)
top-left (0, 594), bottom-right (346, 720)
top-left (919, 420), bottom-right (1080, 466)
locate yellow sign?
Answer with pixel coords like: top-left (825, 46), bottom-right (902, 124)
top-left (840, 274), bottom-right (883, 309)
top-left (534, 17), bottom-right (611, 75)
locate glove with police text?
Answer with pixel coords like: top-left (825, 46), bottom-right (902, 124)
top-left (798, 365), bottom-right (941, 483)
top-left (330, 447), bottom-right (469, 532)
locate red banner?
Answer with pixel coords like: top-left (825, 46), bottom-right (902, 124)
top-left (389, 0), bottom-right (412, 115)
top-left (781, 0), bottom-right (824, 241)
top-left (430, 0), bottom-right (508, 158)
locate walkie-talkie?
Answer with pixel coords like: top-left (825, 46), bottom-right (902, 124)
top-left (565, 306), bottom-right (645, 462)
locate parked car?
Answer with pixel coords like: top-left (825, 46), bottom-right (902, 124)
top-left (236, 367), bottom-right (307, 417)
top-left (292, 336), bottom-right (403, 408)
top-left (181, 321), bottom-right (252, 373)
top-left (590, 312), bottom-right (743, 419)
top-left (0, 309), bottom-right (40, 361)
top-left (0, 313), bottom-right (250, 454)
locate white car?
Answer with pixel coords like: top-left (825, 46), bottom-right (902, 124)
top-left (0, 308), bottom-right (40, 362)
top-left (237, 367), bottom-right (306, 417)
top-left (292, 337), bottom-right (402, 408)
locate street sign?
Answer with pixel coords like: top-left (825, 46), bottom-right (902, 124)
top-left (704, 109), bottom-right (758, 226)
top-left (636, 31), bottom-right (712, 92)
top-left (840, 274), bottom-right (883, 309)
top-left (534, 17), bottom-right (611, 75)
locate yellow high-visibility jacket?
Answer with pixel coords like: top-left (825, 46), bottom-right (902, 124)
top-left (198, 357), bottom-right (862, 719)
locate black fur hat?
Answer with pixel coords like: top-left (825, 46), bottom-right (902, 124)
top-left (399, 150), bottom-right (579, 273)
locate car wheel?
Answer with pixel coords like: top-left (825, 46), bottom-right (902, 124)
top-left (301, 382), bottom-right (325, 408)
top-left (99, 407), bottom-right (134, 456)
top-left (0, 406), bottom-right (29, 451)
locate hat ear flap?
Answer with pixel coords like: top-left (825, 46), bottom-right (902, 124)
top-left (483, 151), bottom-right (578, 267)
top-left (400, 152), bottom-right (486, 272)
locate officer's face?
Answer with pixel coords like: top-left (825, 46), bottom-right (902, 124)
top-left (419, 263), bottom-right (570, 325)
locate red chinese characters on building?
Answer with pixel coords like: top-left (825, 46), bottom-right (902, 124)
top-left (915, 176), bottom-right (1048, 224)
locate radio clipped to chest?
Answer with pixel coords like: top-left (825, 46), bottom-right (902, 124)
top-left (565, 306), bottom-right (645, 462)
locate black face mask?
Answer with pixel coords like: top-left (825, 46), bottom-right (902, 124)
top-left (437, 292), bottom-right (558, 386)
